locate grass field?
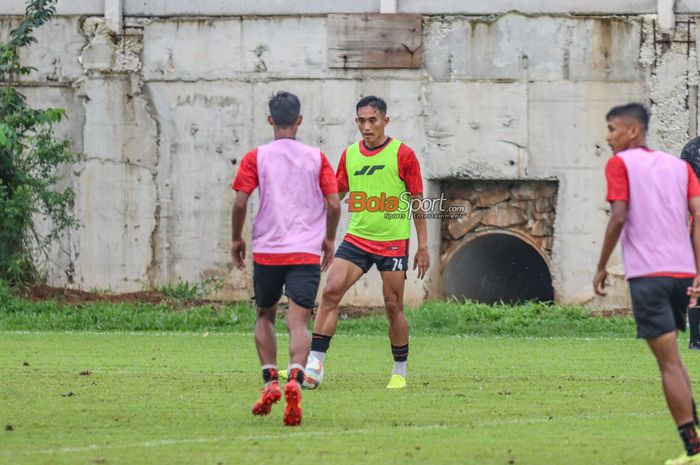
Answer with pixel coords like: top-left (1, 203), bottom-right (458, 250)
top-left (2, 330), bottom-right (699, 465)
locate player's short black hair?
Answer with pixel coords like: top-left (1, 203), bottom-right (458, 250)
top-left (606, 103), bottom-right (650, 132)
top-left (356, 95), bottom-right (387, 115)
top-left (681, 136), bottom-right (700, 178)
top-left (269, 91), bottom-right (301, 128)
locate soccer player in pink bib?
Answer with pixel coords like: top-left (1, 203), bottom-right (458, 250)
top-left (231, 91), bottom-right (340, 426)
top-left (594, 103), bottom-right (700, 465)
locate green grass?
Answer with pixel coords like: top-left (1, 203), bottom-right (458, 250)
top-left (0, 332), bottom-right (695, 465)
top-left (0, 281), bottom-right (636, 337)
top-left (155, 278), bottom-right (224, 300)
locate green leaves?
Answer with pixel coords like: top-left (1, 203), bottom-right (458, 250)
top-left (42, 108), bottom-right (65, 124)
top-left (0, 125), bottom-right (8, 147)
top-left (0, 0), bottom-right (78, 285)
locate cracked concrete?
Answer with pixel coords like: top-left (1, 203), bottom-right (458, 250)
top-left (640, 16), bottom-right (699, 156)
top-left (3, 8), bottom-right (698, 307)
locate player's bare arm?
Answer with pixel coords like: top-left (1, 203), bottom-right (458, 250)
top-left (593, 200), bottom-right (627, 296)
top-left (411, 194), bottom-right (430, 280)
top-left (322, 193), bottom-right (341, 271)
top-left (688, 197), bottom-right (700, 305)
top-left (231, 191), bottom-right (250, 270)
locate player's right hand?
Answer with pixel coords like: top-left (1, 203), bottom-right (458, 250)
top-left (593, 268), bottom-right (608, 296)
top-left (321, 238), bottom-right (335, 272)
top-left (232, 240), bottom-right (246, 270)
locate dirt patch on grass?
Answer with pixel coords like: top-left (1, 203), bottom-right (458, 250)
top-left (22, 285), bottom-right (166, 304)
top-left (19, 285), bottom-right (225, 308)
top-left (19, 286), bottom-right (386, 317)
top-left (590, 308), bottom-right (632, 318)
top-left (337, 306), bottom-right (384, 318)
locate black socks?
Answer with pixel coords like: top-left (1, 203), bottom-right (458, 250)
top-left (391, 344), bottom-right (409, 362)
top-left (262, 367), bottom-right (278, 385)
top-left (311, 333), bottom-right (332, 353)
top-left (690, 307), bottom-right (700, 344)
top-left (679, 422), bottom-right (700, 456)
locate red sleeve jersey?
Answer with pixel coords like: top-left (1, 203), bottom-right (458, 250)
top-left (605, 155), bottom-right (700, 202)
top-left (232, 148), bottom-right (338, 265)
top-left (319, 152), bottom-right (338, 195)
top-left (604, 153), bottom-right (700, 278)
top-left (232, 148), bottom-right (258, 194)
top-left (338, 138), bottom-right (424, 257)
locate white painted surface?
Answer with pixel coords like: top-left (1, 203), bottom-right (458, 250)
top-left (2, 8), bottom-right (694, 308)
top-left (5, 0), bottom-right (700, 16)
top-left (104, 0), bottom-right (123, 34)
top-left (380, 0), bottom-right (398, 14)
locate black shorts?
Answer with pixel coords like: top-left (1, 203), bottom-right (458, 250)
top-left (628, 277), bottom-right (693, 339)
top-left (253, 263), bottom-right (320, 309)
top-left (335, 240), bottom-right (408, 274)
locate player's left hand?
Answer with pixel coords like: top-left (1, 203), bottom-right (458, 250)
top-left (413, 247), bottom-right (430, 280)
top-left (593, 268), bottom-right (608, 296)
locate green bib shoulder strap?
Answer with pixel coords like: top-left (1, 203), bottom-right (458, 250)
top-left (345, 139), bottom-right (411, 242)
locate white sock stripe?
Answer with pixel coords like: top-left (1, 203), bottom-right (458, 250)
top-left (393, 360), bottom-right (408, 378)
top-left (308, 351), bottom-right (326, 364)
top-left (260, 365), bottom-right (277, 371)
top-left (288, 363), bottom-right (304, 371)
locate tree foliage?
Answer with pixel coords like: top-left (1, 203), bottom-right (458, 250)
top-left (0, 0), bottom-right (80, 285)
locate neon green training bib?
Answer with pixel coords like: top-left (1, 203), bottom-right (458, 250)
top-left (345, 138), bottom-right (411, 241)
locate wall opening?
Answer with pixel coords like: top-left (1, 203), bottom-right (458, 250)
top-left (440, 179), bottom-right (559, 304)
top-left (442, 232), bottom-right (554, 304)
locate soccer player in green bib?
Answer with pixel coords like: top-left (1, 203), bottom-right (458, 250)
top-left (303, 95), bottom-right (430, 389)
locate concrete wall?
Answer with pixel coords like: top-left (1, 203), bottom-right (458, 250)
top-left (5, 1), bottom-right (700, 16)
top-left (1, 3), bottom-right (698, 308)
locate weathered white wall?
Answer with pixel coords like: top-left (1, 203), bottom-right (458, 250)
top-left (6, 1), bottom-right (700, 16)
top-left (2, 4), bottom-right (698, 308)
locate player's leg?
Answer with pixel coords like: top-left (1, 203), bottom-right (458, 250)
top-left (251, 263), bottom-right (284, 416)
top-left (304, 243), bottom-right (367, 388)
top-left (672, 279), bottom-right (700, 424)
top-left (648, 332), bottom-right (700, 464)
top-left (671, 278), bottom-right (700, 425)
top-left (679, 360), bottom-right (700, 425)
top-left (633, 278), bottom-right (700, 464)
top-left (647, 332), bottom-right (695, 425)
top-left (255, 305), bottom-right (277, 374)
top-left (281, 265), bottom-right (320, 425)
top-left (282, 299), bottom-right (311, 426)
top-left (379, 256), bottom-right (409, 389)
top-left (313, 258), bottom-right (365, 336)
top-left (287, 299), bottom-right (312, 371)
top-left (285, 264), bottom-right (320, 371)
top-left (689, 306), bottom-right (700, 350)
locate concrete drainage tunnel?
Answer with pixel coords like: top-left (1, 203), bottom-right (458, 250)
top-left (442, 233), bottom-right (554, 305)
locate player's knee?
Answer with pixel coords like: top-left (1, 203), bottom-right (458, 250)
top-left (288, 321), bottom-right (309, 337)
top-left (321, 282), bottom-right (344, 307)
top-left (657, 356), bottom-right (684, 375)
top-left (256, 306), bottom-right (276, 322)
top-left (384, 295), bottom-right (402, 316)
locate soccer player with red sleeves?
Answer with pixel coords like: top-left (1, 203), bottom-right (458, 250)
top-left (303, 95), bottom-right (430, 390)
top-left (594, 103), bottom-right (700, 465)
top-left (231, 91), bottom-right (340, 426)
top-left (681, 137), bottom-right (700, 350)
